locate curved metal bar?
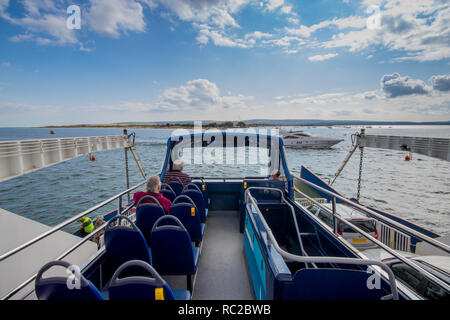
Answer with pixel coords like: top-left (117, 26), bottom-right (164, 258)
top-left (294, 176), bottom-right (450, 254)
top-left (293, 185), bottom-right (450, 292)
top-left (245, 187), bottom-right (308, 261)
top-left (245, 188), bottom-right (399, 300)
top-left (0, 179), bottom-right (146, 263)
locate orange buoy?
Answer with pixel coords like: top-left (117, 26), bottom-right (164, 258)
top-left (50, 130), bottom-right (55, 134)
top-left (405, 154), bottom-right (411, 161)
top-left (89, 154), bottom-right (96, 162)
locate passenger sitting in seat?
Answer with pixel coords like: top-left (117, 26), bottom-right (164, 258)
top-left (133, 176), bottom-right (172, 214)
top-left (163, 159), bottom-right (192, 185)
top-left (270, 169), bottom-right (281, 180)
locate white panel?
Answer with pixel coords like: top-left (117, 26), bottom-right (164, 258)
top-left (0, 135), bottom-right (128, 183)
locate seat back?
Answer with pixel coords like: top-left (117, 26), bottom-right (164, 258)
top-left (283, 268), bottom-right (391, 300)
top-left (135, 195), bottom-right (165, 246)
top-left (170, 196), bottom-right (202, 243)
top-left (161, 189), bottom-right (176, 202)
top-left (150, 215), bottom-right (196, 275)
top-left (168, 181), bottom-right (184, 196)
top-left (185, 183), bottom-right (201, 192)
top-left (181, 190), bottom-right (205, 222)
top-left (193, 181), bottom-right (208, 208)
top-left (35, 260), bottom-right (103, 300)
top-left (109, 260), bottom-right (176, 300)
top-left (104, 215), bottom-right (151, 273)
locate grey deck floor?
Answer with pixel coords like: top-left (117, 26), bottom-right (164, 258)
top-left (192, 210), bottom-right (254, 300)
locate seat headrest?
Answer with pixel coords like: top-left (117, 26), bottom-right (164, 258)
top-left (35, 260), bottom-right (103, 300)
top-left (161, 183), bottom-right (175, 193)
top-left (109, 260), bottom-right (175, 300)
top-left (136, 195), bottom-right (162, 208)
top-left (152, 215), bottom-right (187, 233)
top-left (173, 195), bottom-right (198, 210)
top-left (184, 183), bottom-right (201, 192)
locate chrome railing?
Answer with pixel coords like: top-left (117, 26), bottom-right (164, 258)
top-left (0, 180), bottom-right (145, 300)
top-left (292, 176), bottom-right (450, 292)
top-left (244, 188), bottom-right (400, 300)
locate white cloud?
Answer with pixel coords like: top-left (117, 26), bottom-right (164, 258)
top-left (244, 31), bottom-right (273, 40)
top-left (265, 0), bottom-right (284, 11)
top-left (1, 0), bottom-right (149, 47)
top-left (308, 53), bottom-right (339, 62)
top-left (322, 0), bottom-right (450, 61)
top-left (156, 79), bottom-right (253, 112)
top-left (0, 1), bottom-right (78, 45)
top-left (1, 61), bottom-right (11, 67)
top-left (87, 0), bottom-right (146, 38)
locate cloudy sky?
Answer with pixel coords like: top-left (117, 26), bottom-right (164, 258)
top-left (0, 0), bottom-right (449, 126)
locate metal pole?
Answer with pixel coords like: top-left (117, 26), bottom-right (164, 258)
top-left (124, 129), bottom-right (130, 202)
top-left (356, 129), bottom-right (365, 201)
top-left (332, 196), bottom-right (338, 234)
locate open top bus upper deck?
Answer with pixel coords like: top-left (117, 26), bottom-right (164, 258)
top-left (1, 130), bottom-right (449, 301)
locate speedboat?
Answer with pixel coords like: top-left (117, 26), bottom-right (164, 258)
top-left (279, 129), bottom-right (343, 149)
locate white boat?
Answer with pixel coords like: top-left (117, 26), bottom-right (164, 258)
top-left (279, 129), bottom-right (343, 149)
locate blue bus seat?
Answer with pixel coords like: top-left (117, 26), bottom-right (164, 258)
top-left (135, 195), bottom-right (165, 246)
top-left (187, 182), bottom-right (209, 208)
top-left (181, 189), bottom-right (207, 223)
top-left (104, 215), bottom-right (152, 276)
top-left (150, 215), bottom-right (200, 291)
top-left (161, 183), bottom-right (176, 202)
top-left (35, 260), bottom-right (104, 300)
top-left (170, 195), bottom-right (204, 245)
top-left (108, 260), bottom-right (191, 300)
top-left (283, 268), bottom-right (391, 300)
top-left (168, 181), bottom-right (184, 196)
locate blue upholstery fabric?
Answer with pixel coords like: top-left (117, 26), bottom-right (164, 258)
top-left (283, 268), bottom-right (390, 300)
top-left (151, 216), bottom-right (199, 275)
top-left (169, 203), bottom-right (204, 243)
top-left (161, 189), bottom-right (176, 202)
top-left (168, 182), bottom-right (184, 196)
top-left (35, 261), bottom-right (104, 300)
top-left (136, 203), bottom-right (165, 246)
top-left (104, 216), bottom-right (152, 274)
top-left (108, 260), bottom-right (191, 300)
top-left (193, 181), bottom-right (209, 208)
top-left (173, 290), bottom-right (192, 300)
top-left (181, 190), bottom-right (207, 222)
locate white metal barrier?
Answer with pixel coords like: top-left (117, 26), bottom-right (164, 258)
top-left (0, 135), bottom-right (128, 183)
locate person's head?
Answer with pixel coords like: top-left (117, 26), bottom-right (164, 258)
top-left (270, 169), bottom-right (281, 180)
top-left (146, 175), bottom-right (162, 193)
top-left (173, 159), bottom-right (184, 172)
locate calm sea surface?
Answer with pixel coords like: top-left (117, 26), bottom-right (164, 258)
top-left (0, 126), bottom-right (448, 235)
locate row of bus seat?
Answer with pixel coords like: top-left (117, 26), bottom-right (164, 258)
top-left (35, 259), bottom-right (190, 300)
top-left (35, 214), bottom-right (199, 300)
top-left (161, 182), bottom-right (208, 221)
top-left (136, 182), bottom-right (209, 247)
top-left (34, 181), bottom-right (209, 300)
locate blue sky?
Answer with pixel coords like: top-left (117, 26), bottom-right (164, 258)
top-left (0, 0), bottom-right (449, 126)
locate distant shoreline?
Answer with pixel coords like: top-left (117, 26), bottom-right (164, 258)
top-left (37, 122), bottom-right (450, 129)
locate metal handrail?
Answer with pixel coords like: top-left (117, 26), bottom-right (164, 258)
top-left (245, 187), bottom-right (308, 262)
top-left (294, 176), bottom-right (450, 254)
top-left (244, 189), bottom-right (399, 300)
top-left (1, 201), bottom-right (136, 300)
top-left (293, 181), bottom-right (450, 292)
top-left (0, 180), bottom-right (146, 263)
